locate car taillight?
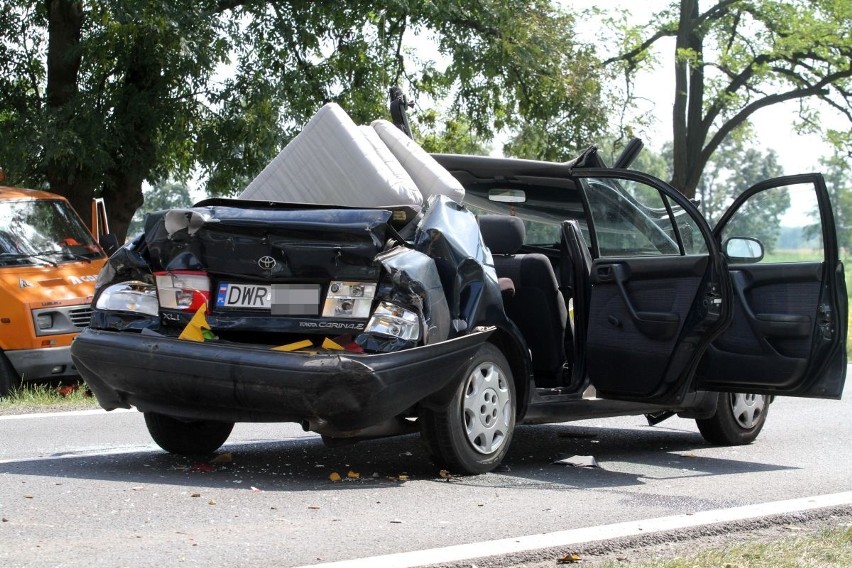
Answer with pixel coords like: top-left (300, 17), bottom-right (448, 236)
top-left (154, 271), bottom-right (211, 311)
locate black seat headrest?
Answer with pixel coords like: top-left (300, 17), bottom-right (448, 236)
top-left (479, 215), bottom-right (525, 255)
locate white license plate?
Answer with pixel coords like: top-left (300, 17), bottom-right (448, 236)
top-left (215, 283), bottom-right (320, 315)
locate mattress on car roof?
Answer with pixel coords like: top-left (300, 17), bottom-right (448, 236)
top-left (239, 102), bottom-right (423, 208)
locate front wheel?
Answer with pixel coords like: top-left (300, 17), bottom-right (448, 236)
top-left (144, 412), bottom-right (234, 455)
top-left (696, 392), bottom-right (769, 445)
top-left (0, 351), bottom-right (21, 398)
top-left (420, 343), bottom-right (516, 475)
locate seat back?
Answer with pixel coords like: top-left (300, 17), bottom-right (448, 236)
top-left (479, 215), bottom-right (568, 386)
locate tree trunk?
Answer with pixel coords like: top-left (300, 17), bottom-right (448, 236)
top-left (100, 33), bottom-right (164, 243)
top-left (44, 0), bottom-right (97, 223)
top-left (670, 0), bottom-right (706, 199)
top-left (45, 0), bottom-right (82, 108)
top-left (102, 178), bottom-right (144, 244)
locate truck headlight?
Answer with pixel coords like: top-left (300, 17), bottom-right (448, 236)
top-left (364, 302), bottom-right (420, 341)
top-left (36, 314), bottom-right (53, 330)
top-left (322, 281), bottom-right (376, 318)
top-left (95, 281), bottom-right (159, 316)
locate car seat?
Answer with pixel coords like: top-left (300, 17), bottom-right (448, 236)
top-left (479, 215), bottom-right (568, 387)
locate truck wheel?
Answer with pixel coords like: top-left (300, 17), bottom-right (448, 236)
top-left (420, 343), bottom-right (516, 475)
top-left (144, 412), bottom-right (234, 455)
top-left (0, 351), bottom-right (21, 398)
top-left (695, 392), bottom-right (769, 445)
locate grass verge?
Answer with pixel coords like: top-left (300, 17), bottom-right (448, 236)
top-left (595, 525), bottom-right (852, 568)
top-left (0, 382), bottom-right (100, 415)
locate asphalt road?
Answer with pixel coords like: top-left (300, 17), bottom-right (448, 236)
top-left (0, 381), bottom-right (849, 568)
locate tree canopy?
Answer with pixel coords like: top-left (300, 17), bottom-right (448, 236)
top-left (605, 0), bottom-right (852, 198)
top-left (0, 0), bottom-right (607, 241)
top-left (3, 0), bottom-right (851, 241)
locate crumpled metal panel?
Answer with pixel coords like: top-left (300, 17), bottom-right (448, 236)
top-left (91, 237), bottom-right (159, 331)
top-left (92, 198), bottom-right (508, 355)
top-left (376, 246), bottom-right (451, 344)
top-left (414, 196), bottom-right (505, 335)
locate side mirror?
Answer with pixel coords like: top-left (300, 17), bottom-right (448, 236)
top-left (724, 237), bottom-right (764, 263)
top-left (99, 233), bottom-right (120, 256)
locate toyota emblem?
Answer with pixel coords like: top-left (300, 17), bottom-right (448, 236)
top-left (257, 256), bottom-right (277, 270)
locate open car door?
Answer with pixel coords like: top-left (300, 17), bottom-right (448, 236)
top-left (695, 174), bottom-right (847, 399)
top-left (574, 170), bottom-right (731, 404)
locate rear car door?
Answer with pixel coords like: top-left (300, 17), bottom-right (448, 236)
top-left (574, 170), bottom-right (730, 403)
top-left (695, 174), bottom-right (847, 398)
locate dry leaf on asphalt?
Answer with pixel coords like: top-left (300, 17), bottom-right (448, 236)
top-left (556, 552), bottom-right (582, 563)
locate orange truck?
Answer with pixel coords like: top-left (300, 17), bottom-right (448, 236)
top-left (0, 170), bottom-right (114, 396)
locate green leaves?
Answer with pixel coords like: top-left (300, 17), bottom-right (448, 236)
top-left (604, 0), bottom-right (852, 198)
top-left (1, 0), bottom-right (608, 239)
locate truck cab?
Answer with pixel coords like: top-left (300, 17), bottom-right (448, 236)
top-left (0, 180), bottom-right (109, 395)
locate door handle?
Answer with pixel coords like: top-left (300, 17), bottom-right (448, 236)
top-left (596, 265), bottom-right (613, 281)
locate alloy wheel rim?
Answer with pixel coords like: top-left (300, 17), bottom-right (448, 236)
top-left (462, 362), bottom-right (512, 455)
top-left (729, 393), bottom-right (766, 429)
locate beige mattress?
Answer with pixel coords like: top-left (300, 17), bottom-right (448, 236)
top-left (239, 103), bottom-right (464, 208)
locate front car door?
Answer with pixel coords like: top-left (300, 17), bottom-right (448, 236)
top-left (575, 170), bottom-right (731, 403)
top-left (696, 174), bottom-right (847, 398)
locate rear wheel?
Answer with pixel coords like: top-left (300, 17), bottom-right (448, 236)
top-left (0, 351), bottom-right (21, 398)
top-left (144, 412), bottom-right (234, 455)
top-left (696, 392), bottom-right (769, 445)
top-left (420, 343), bottom-right (516, 474)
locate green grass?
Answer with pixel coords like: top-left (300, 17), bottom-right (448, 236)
top-left (0, 382), bottom-right (99, 413)
top-left (596, 525), bottom-right (852, 568)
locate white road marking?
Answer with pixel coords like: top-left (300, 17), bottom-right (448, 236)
top-left (0, 435), bottom-right (321, 465)
top-left (0, 407), bottom-right (135, 420)
top-left (297, 492), bottom-right (852, 568)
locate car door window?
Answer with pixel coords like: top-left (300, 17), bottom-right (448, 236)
top-left (720, 183), bottom-right (824, 263)
top-left (582, 178), bottom-right (683, 257)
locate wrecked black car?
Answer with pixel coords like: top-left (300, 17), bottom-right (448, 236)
top-left (71, 102), bottom-right (847, 474)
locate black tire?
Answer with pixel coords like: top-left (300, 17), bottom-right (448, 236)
top-left (0, 351), bottom-right (21, 398)
top-left (696, 392), bottom-right (769, 445)
top-left (144, 412), bottom-right (234, 455)
top-left (420, 342), bottom-right (516, 475)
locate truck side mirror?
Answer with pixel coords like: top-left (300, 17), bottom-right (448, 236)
top-left (99, 233), bottom-right (119, 256)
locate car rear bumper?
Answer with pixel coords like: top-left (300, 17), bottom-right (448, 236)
top-left (70, 328), bottom-right (490, 431)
